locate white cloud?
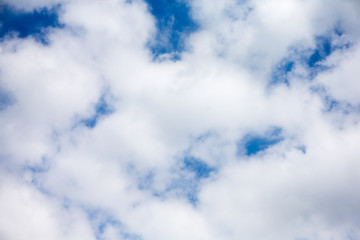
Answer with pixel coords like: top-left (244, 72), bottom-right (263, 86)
top-left (316, 44), bottom-right (360, 104)
top-left (0, 170), bottom-right (95, 240)
top-left (1, 0), bottom-right (360, 239)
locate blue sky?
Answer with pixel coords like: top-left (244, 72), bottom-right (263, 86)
top-left (145, 0), bottom-right (198, 59)
top-left (1, 0), bottom-right (360, 240)
top-left (0, 5), bottom-right (63, 44)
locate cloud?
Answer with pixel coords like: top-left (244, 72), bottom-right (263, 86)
top-left (0, 170), bottom-right (95, 240)
top-left (316, 44), bottom-right (360, 104)
top-left (1, 0), bottom-right (360, 239)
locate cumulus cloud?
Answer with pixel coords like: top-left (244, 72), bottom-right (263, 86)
top-left (1, 0), bottom-right (360, 239)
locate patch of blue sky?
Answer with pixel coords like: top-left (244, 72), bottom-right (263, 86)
top-left (296, 145), bottom-right (307, 154)
top-left (165, 156), bottom-right (215, 205)
top-left (135, 173), bottom-right (201, 205)
top-left (0, 4), bottom-right (63, 45)
top-left (165, 176), bottom-right (199, 205)
top-left (81, 94), bottom-right (114, 128)
top-left (0, 88), bottom-right (14, 111)
top-left (310, 85), bottom-right (360, 114)
top-left (270, 59), bottom-right (295, 86)
top-left (24, 161), bottom-right (49, 174)
top-left (132, 132), bottom-right (217, 204)
top-left (22, 158), bottom-right (53, 194)
top-left (126, 165), bottom-right (167, 201)
top-left (137, 171), bottom-right (155, 191)
top-left (134, 155), bottom-right (215, 205)
top-left (84, 207), bottom-right (142, 240)
top-left (145, 0), bottom-right (198, 60)
top-left (86, 208), bottom-right (119, 240)
top-left (307, 36), bottom-right (332, 68)
top-left (237, 127), bottom-right (284, 156)
top-left (332, 25), bottom-right (353, 49)
top-left (182, 156), bottom-right (215, 179)
top-left (323, 95), bottom-right (342, 112)
top-left (270, 28), bottom-right (352, 86)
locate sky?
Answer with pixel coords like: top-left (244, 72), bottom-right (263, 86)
top-left (0, 0), bottom-right (360, 239)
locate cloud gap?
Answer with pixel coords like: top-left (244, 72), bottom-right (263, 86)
top-left (182, 156), bottom-right (215, 179)
top-left (137, 170), bottom-right (156, 191)
top-left (24, 161), bottom-right (49, 174)
top-left (270, 28), bottom-right (352, 86)
top-left (310, 85), bottom-right (360, 115)
top-left (166, 176), bottom-right (199, 205)
top-left (134, 154), bottom-right (215, 205)
top-left (81, 94), bottom-right (114, 129)
top-left (237, 127), bottom-right (284, 156)
top-left (85, 207), bottom-right (142, 240)
top-left (85, 208), bottom-right (121, 240)
top-left (0, 87), bottom-right (15, 111)
top-left (145, 0), bottom-right (198, 60)
top-left (0, 4), bottom-right (64, 45)
top-left (21, 161), bottom-right (57, 200)
top-left (165, 155), bottom-right (215, 205)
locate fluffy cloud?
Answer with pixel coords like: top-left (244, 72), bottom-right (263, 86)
top-left (316, 44), bottom-right (360, 104)
top-left (0, 170), bottom-right (96, 240)
top-left (1, 0), bottom-right (360, 239)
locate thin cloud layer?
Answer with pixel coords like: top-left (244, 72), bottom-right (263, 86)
top-left (1, 0), bottom-right (360, 239)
